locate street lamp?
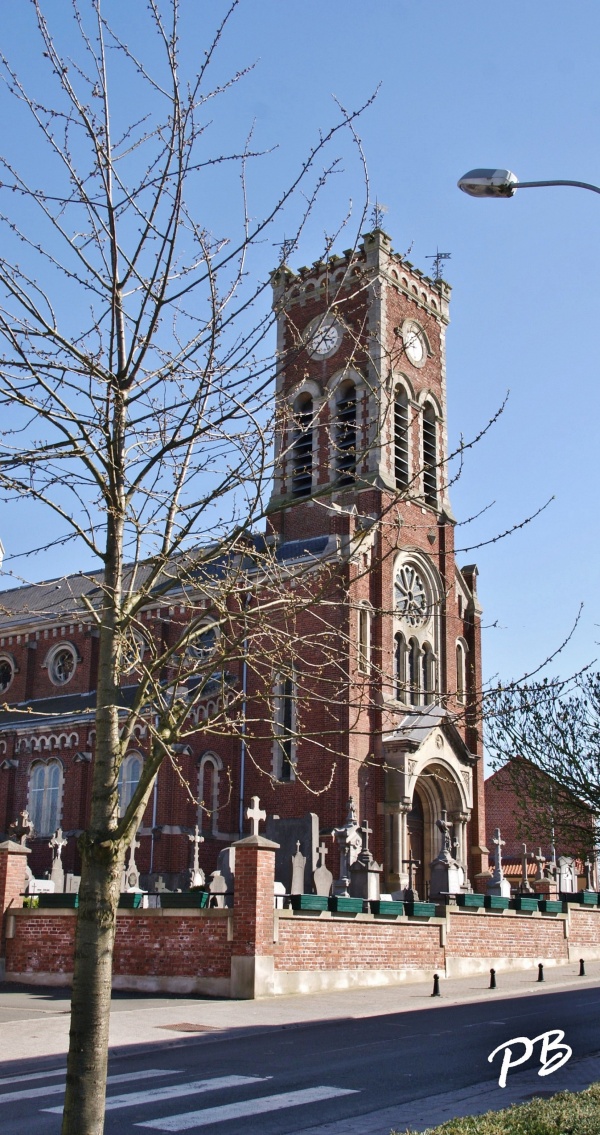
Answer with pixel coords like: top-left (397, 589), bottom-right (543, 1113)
top-left (458, 168), bottom-right (600, 199)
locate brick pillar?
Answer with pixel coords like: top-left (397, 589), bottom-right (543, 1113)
top-left (0, 839), bottom-right (30, 964)
top-left (230, 833), bottom-right (279, 998)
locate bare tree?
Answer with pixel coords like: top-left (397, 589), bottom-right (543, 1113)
top-left (0, 3), bottom-right (373, 1130)
top-left (486, 671), bottom-right (600, 858)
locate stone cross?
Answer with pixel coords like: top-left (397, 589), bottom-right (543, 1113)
top-left (188, 824), bottom-right (205, 887)
top-left (492, 828), bottom-right (505, 874)
top-left (435, 811), bottom-right (454, 862)
top-left (360, 820), bottom-right (373, 854)
top-left (521, 843), bottom-right (533, 893)
top-left (534, 847), bottom-right (546, 882)
top-left (291, 840), bottom-right (306, 896)
top-left (585, 857), bottom-right (595, 891)
top-left (317, 841), bottom-right (328, 868)
top-left (49, 827), bottom-right (67, 860)
top-left (11, 809), bottom-right (33, 846)
top-left (246, 796), bottom-right (266, 836)
top-left (124, 831), bottom-right (141, 891)
top-left (403, 855), bottom-right (421, 898)
top-left (154, 876), bottom-right (169, 894)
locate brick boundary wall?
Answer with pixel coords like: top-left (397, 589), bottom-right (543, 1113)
top-left (5, 834), bottom-right (600, 998)
top-left (6, 904), bottom-right (600, 998)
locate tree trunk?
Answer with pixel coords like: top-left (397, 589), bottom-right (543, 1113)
top-left (61, 839), bottom-right (125, 1135)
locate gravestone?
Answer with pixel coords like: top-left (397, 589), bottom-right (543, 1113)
top-left (188, 825), bottom-right (205, 889)
top-left (273, 881), bottom-right (286, 909)
top-left (65, 873), bottom-right (81, 894)
top-left (290, 841), bottom-right (306, 895)
top-left (216, 846), bottom-right (235, 907)
top-left (208, 870), bottom-right (228, 908)
top-left (313, 840), bottom-right (333, 898)
top-left (486, 827), bottom-right (511, 899)
top-left (122, 832), bottom-right (142, 892)
top-left (430, 811), bottom-right (462, 900)
top-left (520, 843), bottom-right (533, 894)
top-left (27, 878), bottom-right (55, 894)
top-left (265, 813), bottom-right (318, 894)
top-left (558, 855), bottom-right (576, 893)
top-left (350, 821), bottom-right (382, 901)
top-left (332, 798), bottom-right (363, 897)
top-left (49, 828), bottom-right (67, 893)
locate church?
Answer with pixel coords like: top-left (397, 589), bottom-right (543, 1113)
top-left (0, 228), bottom-right (489, 900)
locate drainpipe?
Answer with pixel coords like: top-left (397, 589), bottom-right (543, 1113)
top-left (149, 774), bottom-right (158, 875)
top-left (238, 592), bottom-right (251, 835)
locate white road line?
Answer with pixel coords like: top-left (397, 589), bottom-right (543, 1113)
top-left (43, 1075), bottom-right (269, 1114)
top-left (0, 1067), bottom-right (65, 1087)
top-left (136, 1085), bottom-right (360, 1131)
top-left (1, 1067), bottom-right (178, 1106)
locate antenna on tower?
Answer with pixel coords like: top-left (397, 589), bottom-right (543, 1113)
top-left (370, 200), bottom-right (388, 230)
top-left (426, 248), bottom-right (451, 282)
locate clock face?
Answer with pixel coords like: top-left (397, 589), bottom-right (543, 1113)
top-left (403, 321), bottom-right (427, 367)
top-left (306, 315), bottom-right (343, 359)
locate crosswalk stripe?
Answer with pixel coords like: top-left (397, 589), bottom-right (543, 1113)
top-left (0, 1067), bottom-right (65, 1087)
top-left (42, 1075), bottom-right (269, 1114)
top-left (136, 1085), bottom-right (360, 1131)
top-left (1, 1067), bottom-right (178, 1106)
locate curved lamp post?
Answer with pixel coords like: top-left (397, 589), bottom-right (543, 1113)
top-left (458, 168), bottom-right (600, 199)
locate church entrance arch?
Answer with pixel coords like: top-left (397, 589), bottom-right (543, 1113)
top-left (407, 761), bottom-right (470, 898)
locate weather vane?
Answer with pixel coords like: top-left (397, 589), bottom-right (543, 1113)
top-left (426, 248), bottom-right (451, 282)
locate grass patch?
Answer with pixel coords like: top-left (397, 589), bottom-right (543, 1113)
top-left (392, 1082), bottom-right (600, 1134)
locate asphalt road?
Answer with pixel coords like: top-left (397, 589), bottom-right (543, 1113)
top-left (2, 985), bottom-right (600, 1134)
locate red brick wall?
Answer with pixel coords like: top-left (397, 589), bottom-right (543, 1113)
top-left (274, 916), bottom-right (444, 971)
top-left (446, 911), bottom-right (568, 960)
top-left (0, 843), bottom-right (30, 952)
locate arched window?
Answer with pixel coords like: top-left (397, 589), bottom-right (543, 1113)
top-left (273, 672), bottom-right (296, 781)
top-left (198, 753), bottom-right (221, 834)
top-left (394, 631), bottom-right (406, 700)
top-left (118, 752), bottom-right (142, 818)
top-left (422, 403), bottom-right (437, 506)
top-left (291, 393), bottom-right (313, 498)
top-left (29, 760), bottom-right (62, 836)
top-left (357, 605), bottom-right (371, 674)
top-left (394, 387), bottom-right (409, 489)
top-left (45, 643), bottom-right (78, 686)
top-left (456, 640), bottom-right (467, 705)
top-left (408, 638), bottom-right (420, 706)
top-left (421, 643), bottom-right (436, 706)
top-left (335, 382), bottom-right (356, 485)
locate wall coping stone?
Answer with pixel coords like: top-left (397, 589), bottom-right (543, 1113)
top-left (232, 835), bottom-right (279, 850)
top-left (0, 841), bottom-right (31, 856)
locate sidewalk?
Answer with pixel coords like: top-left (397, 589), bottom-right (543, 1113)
top-left (1, 959), bottom-right (598, 1066)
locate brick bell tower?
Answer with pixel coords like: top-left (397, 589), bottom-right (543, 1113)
top-left (268, 230), bottom-right (489, 897)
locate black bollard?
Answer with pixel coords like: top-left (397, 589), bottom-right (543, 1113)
top-left (431, 973), bottom-right (441, 997)
top-left (580, 958), bottom-right (586, 977)
top-left (490, 968), bottom-right (497, 989)
top-left (537, 963), bottom-right (544, 983)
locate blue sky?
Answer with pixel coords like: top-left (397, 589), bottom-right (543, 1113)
top-left (2, 0), bottom-right (599, 687)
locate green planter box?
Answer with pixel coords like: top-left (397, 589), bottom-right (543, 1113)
top-left (328, 896), bottom-right (364, 914)
top-left (455, 893), bottom-right (485, 909)
top-left (561, 891), bottom-right (598, 906)
top-left (404, 901), bottom-right (436, 918)
top-left (539, 900), bottom-right (564, 914)
top-left (290, 894), bottom-right (329, 912)
top-left (37, 893), bottom-right (79, 909)
top-left (511, 896), bottom-right (540, 912)
top-left (119, 893), bottom-right (145, 909)
top-left (370, 900), bottom-right (405, 917)
top-left (484, 895), bottom-right (509, 911)
top-left (160, 891), bottom-right (209, 909)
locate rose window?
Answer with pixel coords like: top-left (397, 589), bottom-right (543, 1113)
top-left (50, 647), bottom-right (76, 685)
top-left (395, 565), bottom-right (428, 626)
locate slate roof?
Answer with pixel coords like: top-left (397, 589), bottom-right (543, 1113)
top-left (0, 535), bottom-right (339, 630)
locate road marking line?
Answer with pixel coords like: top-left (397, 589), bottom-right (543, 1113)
top-left (1, 1068), bottom-right (178, 1106)
top-left (0, 1067), bottom-right (65, 1087)
top-left (43, 1075), bottom-right (269, 1114)
top-left (136, 1086), bottom-right (359, 1131)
